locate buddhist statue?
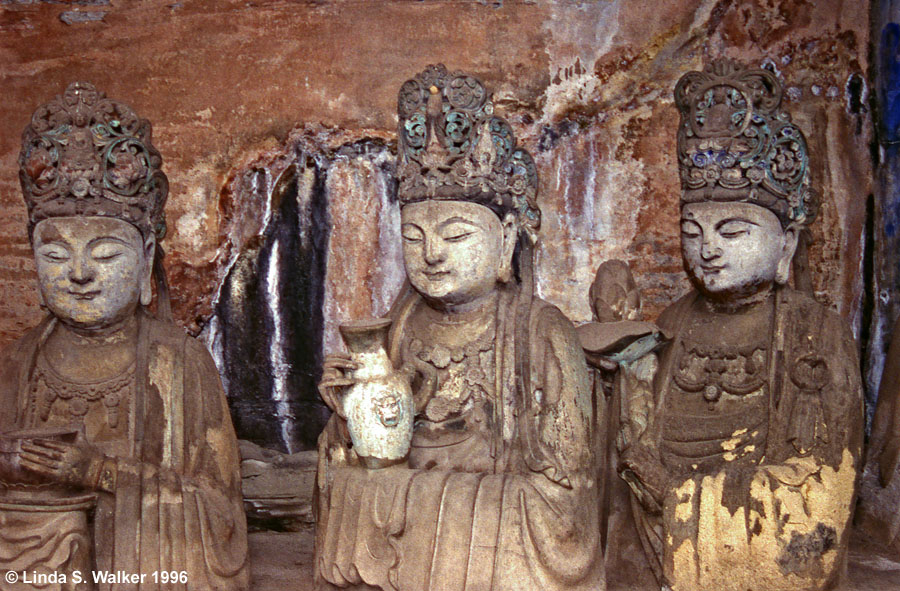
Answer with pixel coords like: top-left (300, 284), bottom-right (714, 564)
top-left (617, 60), bottom-right (864, 591)
top-left (315, 64), bottom-right (604, 591)
top-left (0, 82), bottom-right (249, 590)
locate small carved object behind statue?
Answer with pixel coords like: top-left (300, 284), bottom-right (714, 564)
top-left (577, 261), bottom-right (665, 590)
top-left (0, 82), bottom-right (249, 590)
top-left (617, 60), bottom-right (864, 591)
top-left (315, 64), bottom-right (604, 591)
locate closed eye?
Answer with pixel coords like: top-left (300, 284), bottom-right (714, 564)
top-left (94, 252), bottom-right (123, 261)
top-left (717, 222), bottom-right (753, 238)
top-left (680, 222), bottom-right (701, 238)
top-left (444, 231), bottom-right (473, 242)
top-left (91, 243), bottom-right (128, 261)
top-left (41, 252), bottom-right (69, 262)
top-left (716, 218), bottom-right (756, 238)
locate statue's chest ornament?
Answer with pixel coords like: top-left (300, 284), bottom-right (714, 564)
top-left (786, 349), bottom-right (831, 454)
top-left (673, 342), bottom-right (768, 403)
top-left (33, 355), bottom-right (134, 428)
top-left (407, 323), bottom-right (496, 423)
top-left (789, 353), bottom-right (830, 392)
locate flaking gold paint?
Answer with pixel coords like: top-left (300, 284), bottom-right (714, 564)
top-left (666, 449), bottom-right (857, 591)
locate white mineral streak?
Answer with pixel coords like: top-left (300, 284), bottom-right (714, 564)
top-left (203, 169), bottom-right (272, 376)
top-left (202, 314), bottom-right (229, 396)
top-left (534, 128), bottom-right (645, 323)
top-left (265, 238), bottom-right (296, 453)
top-left (541, 1), bottom-right (619, 120)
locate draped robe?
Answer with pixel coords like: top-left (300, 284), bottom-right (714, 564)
top-left (0, 311), bottom-right (249, 591)
top-left (621, 287), bottom-right (863, 591)
top-left (315, 286), bottom-right (604, 591)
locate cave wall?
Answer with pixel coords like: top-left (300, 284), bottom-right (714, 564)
top-left (0, 0), bottom-right (875, 451)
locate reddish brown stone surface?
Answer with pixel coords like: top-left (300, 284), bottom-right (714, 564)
top-left (0, 0), bottom-right (871, 344)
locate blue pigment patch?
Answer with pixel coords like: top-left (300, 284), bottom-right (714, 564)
top-left (880, 24), bottom-right (900, 142)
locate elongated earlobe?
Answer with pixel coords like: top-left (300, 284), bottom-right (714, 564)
top-left (775, 226), bottom-right (800, 285)
top-left (140, 237), bottom-right (155, 306)
top-left (498, 213), bottom-right (517, 284)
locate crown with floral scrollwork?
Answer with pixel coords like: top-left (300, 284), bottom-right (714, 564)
top-left (18, 81), bottom-right (168, 241)
top-left (397, 64), bottom-right (541, 239)
top-left (675, 60), bottom-right (817, 226)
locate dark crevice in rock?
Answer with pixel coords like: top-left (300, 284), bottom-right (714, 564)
top-left (847, 72), bottom-right (865, 115)
top-left (861, 192), bottom-right (877, 431)
top-left (216, 158), bottom-right (331, 453)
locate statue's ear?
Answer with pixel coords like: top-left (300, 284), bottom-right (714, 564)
top-left (776, 224), bottom-right (800, 285)
top-left (140, 235), bottom-right (156, 306)
top-left (498, 213), bottom-right (517, 283)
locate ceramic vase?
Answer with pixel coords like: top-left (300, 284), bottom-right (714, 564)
top-left (339, 318), bottom-right (414, 468)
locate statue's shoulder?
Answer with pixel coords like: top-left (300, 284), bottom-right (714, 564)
top-left (656, 291), bottom-right (696, 334)
top-left (530, 296), bottom-right (572, 326)
top-left (0, 320), bottom-right (52, 426)
top-left (0, 317), bottom-right (52, 369)
top-left (142, 313), bottom-right (205, 355)
top-left (529, 296), bottom-right (581, 345)
top-left (780, 288), bottom-right (854, 345)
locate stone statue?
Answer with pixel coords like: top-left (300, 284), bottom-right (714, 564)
top-left (617, 60), bottom-right (864, 591)
top-left (0, 82), bottom-right (249, 590)
top-left (315, 64), bottom-right (604, 591)
top-left (577, 261), bottom-right (665, 590)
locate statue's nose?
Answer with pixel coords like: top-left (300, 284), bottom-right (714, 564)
top-left (700, 237), bottom-right (723, 261)
top-left (68, 255), bottom-right (95, 285)
top-left (423, 236), bottom-right (446, 265)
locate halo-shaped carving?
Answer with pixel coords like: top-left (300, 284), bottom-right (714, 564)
top-left (444, 74), bottom-right (487, 111)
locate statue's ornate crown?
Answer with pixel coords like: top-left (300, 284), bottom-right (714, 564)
top-left (397, 64), bottom-right (540, 237)
top-left (675, 60), bottom-right (817, 226)
top-left (19, 81), bottom-right (168, 240)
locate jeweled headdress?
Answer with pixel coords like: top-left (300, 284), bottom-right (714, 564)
top-left (397, 64), bottom-right (540, 239)
top-left (19, 81), bottom-right (168, 241)
top-left (675, 60), bottom-right (817, 226)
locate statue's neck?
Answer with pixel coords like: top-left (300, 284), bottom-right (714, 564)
top-left (421, 290), bottom-right (500, 324)
top-left (54, 313), bottom-right (139, 347)
top-left (42, 313), bottom-right (140, 382)
top-left (699, 284), bottom-right (776, 315)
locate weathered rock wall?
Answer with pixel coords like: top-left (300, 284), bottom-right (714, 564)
top-left (0, 0), bottom-right (873, 450)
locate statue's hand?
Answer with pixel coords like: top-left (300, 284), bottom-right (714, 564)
top-left (18, 437), bottom-right (106, 490)
top-left (319, 353), bottom-right (361, 418)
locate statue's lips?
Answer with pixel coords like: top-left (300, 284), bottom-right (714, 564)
top-left (67, 290), bottom-right (100, 300)
top-left (423, 270), bottom-right (450, 280)
top-left (699, 265), bottom-right (724, 273)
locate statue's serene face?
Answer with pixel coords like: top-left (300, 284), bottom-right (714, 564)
top-left (33, 216), bottom-right (153, 331)
top-left (401, 200), bottom-right (515, 310)
top-left (680, 201), bottom-right (798, 303)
